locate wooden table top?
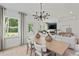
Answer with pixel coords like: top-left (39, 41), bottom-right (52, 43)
top-left (46, 40), bottom-right (69, 55)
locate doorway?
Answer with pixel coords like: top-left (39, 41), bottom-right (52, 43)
top-left (3, 9), bottom-right (21, 49)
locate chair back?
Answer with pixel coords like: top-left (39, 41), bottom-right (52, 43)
top-left (42, 46), bottom-right (47, 52)
top-left (34, 42), bottom-right (42, 52)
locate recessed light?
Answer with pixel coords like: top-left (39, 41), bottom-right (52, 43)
top-left (69, 11), bottom-right (73, 14)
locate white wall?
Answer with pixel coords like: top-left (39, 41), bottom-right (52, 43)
top-left (59, 19), bottom-right (79, 36)
top-left (23, 13), bottom-right (41, 44)
top-left (45, 17), bottom-right (79, 37)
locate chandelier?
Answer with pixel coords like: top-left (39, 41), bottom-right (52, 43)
top-left (33, 3), bottom-right (50, 21)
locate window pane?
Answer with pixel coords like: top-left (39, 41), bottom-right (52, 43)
top-left (9, 28), bottom-right (18, 32)
top-left (9, 18), bottom-right (18, 27)
top-left (5, 17), bottom-right (19, 38)
top-left (9, 18), bottom-right (18, 33)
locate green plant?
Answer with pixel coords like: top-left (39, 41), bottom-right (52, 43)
top-left (28, 23), bottom-right (33, 32)
top-left (9, 18), bottom-right (18, 27)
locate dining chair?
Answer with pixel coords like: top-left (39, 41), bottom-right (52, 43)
top-left (67, 44), bottom-right (79, 56)
top-left (74, 44), bottom-right (79, 56)
top-left (34, 42), bottom-right (51, 56)
top-left (26, 38), bottom-right (31, 55)
top-left (26, 31), bottom-right (35, 55)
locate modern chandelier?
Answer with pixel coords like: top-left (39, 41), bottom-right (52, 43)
top-left (33, 3), bottom-right (50, 21)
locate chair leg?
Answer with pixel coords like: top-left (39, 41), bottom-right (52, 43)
top-left (35, 53), bottom-right (36, 56)
top-left (30, 49), bottom-right (32, 56)
top-left (30, 44), bottom-right (32, 56)
top-left (26, 43), bottom-right (28, 54)
top-left (54, 53), bottom-right (56, 56)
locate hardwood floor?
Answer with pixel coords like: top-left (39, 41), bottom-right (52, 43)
top-left (0, 44), bottom-right (76, 56)
top-left (0, 45), bottom-right (30, 56)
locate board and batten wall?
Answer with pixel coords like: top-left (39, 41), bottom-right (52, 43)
top-left (59, 19), bottom-right (79, 37)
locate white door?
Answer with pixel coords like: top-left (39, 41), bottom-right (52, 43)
top-left (3, 9), bottom-right (21, 49)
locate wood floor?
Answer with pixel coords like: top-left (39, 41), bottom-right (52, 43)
top-left (0, 44), bottom-right (76, 56)
top-left (0, 45), bottom-right (32, 56)
top-left (0, 44), bottom-right (54, 56)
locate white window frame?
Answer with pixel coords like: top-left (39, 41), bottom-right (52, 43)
top-left (4, 16), bottom-right (20, 39)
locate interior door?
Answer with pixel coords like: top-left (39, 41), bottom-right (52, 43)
top-left (3, 9), bottom-right (21, 49)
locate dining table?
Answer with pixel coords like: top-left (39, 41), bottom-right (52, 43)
top-left (27, 34), bottom-right (69, 56)
top-left (46, 40), bottom-right (69, 55)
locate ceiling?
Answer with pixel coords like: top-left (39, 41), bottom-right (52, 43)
top-left (0, 3), bottom-right (79, 20)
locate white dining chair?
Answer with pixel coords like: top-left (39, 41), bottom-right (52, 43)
top-left (74, 44), bottom-right (79, 56)
top-left (26, 38), bottom-right (31, 55)
top-left (26, 31), bottom-right (35, 55)
top-left (67, 44), bottom-right (79, 56)
top-left (34, 42), bottom-right (51, 56)
top-left (34, 42), bottom-right (42, 56)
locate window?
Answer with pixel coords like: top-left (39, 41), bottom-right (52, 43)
top-left (5, 17), bottom-right (18, 38)
top-left (28, 23), bottom-right (33, 32)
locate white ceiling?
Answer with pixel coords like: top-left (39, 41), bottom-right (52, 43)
top-left (0, 3), bottom-right (79, 19)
